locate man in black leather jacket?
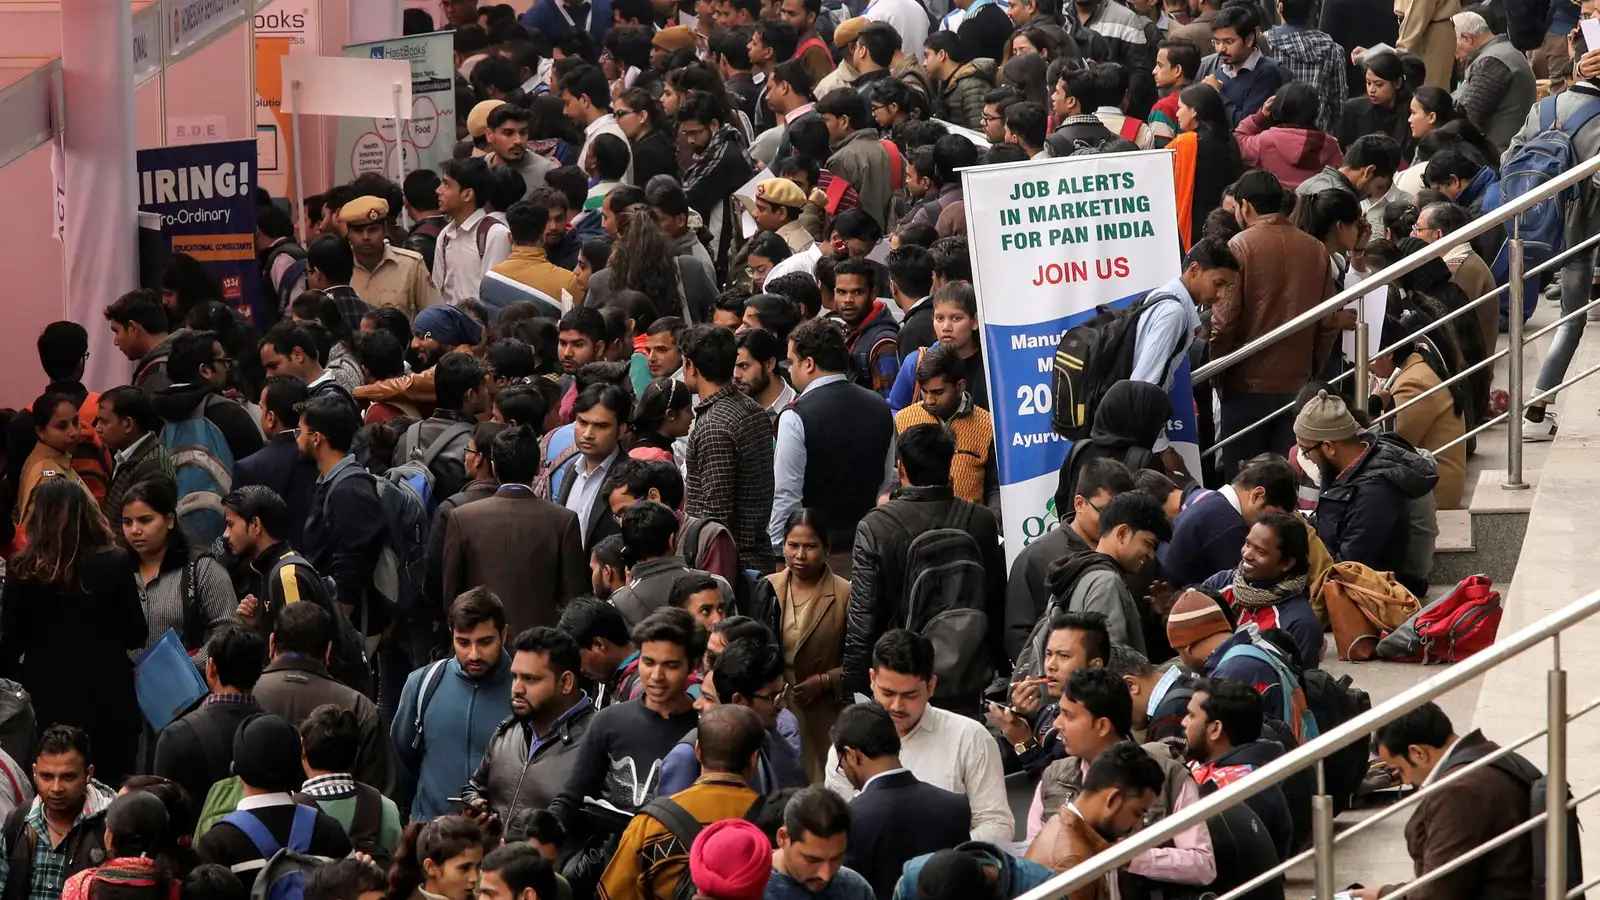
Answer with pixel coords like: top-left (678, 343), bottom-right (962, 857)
top-left (841, 424), bottom-right (1006, 709)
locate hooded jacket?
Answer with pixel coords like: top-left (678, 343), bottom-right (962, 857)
top-left (1054, 380), bottom-right (1170, 512)
top-left (150, 383), bottom-right (265, 463)
top-left (391, 652), bottom-right (515, 821)
top-left (1312, 432), bottom-right (1438, 593)
top-left (1233, 110), bottom-right (1343, 189)
top-left (133, 332), bottom-right (179, 393)
top-left (1042, 547), bottom-right (1143, 654)
top-left (936, 58), bottom-right (1000, 130)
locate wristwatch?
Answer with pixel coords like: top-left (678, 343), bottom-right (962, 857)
top-left (1012, 738), bottom-right (1035, 755)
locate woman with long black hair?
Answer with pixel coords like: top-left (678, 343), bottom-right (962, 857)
top-left (1171, 83), bottom-right (1243, 247)
top-left (0, 477), bottom-right (146, 784)
top-left (120, 480), bottom-right (237, 660)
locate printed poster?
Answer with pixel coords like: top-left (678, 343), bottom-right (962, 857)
top-left (137, 140), bottom-right (264, 326)
top-left (254, 0), bottom-right (320, 197)
top-left (961, 150), bottom-right (1199, 567)
top-left (335, 30), bottom-right (457, 185)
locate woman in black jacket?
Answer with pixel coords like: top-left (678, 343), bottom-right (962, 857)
top-left (615, 88), bottom-right (677, 188)
top-left (0, 476), bottom-right (147, 784)
top-left (1337, 50), bottom-right (1413, 153)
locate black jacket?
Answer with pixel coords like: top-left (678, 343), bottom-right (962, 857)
top-left (630, 129), bottom-right (679, 187)
top-left (303, 458), bottom-right (387, 634)
top-left (1205, 802), bottom-right (1286, 900)
top-left (152, 697), bottom-right (263, 816)
top-left (1, 788), bottom-right (111, 900)
top-left (1046, 117), bottom-right (1120, 157)
top-left (1002, 524), bottom-right (1088, 663)
top-left (462, 699), bottom-right (596, 823)
top-left (842, 485), bottom-right (1005, 695)
top-left (1312, 433), bottom-right (1437, 595)
top-left (151, 383), bottom-right (265, 462)
top-left (846, 770), bottom-right (971, 900)
top-left (233, 432), bottom-right (319, 548)
top-left (1197, 739), bottom-right (1313, 860)
top-left (897, 297), bottom-right (935, 364)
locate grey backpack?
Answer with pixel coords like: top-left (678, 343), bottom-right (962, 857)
top-left (894, 504), bottom-right (992, 702)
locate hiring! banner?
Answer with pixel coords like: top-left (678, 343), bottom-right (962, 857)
top-left (137, 139), bottom-right (263, 325)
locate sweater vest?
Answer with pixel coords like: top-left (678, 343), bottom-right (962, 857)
top-left (893, 403), bottom-right (993, 506)
top-left (790, 380), bottom-right (894, 547)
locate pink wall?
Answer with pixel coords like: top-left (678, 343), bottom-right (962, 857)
top-left (0, 143), bottom-right (66, 409)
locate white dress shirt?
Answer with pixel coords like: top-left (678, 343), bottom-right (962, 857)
top-left (768, 373), bottom-right (897, 549)
top-left (564, 447), bottom-right (619, 545)
top-left (580, 114), bottom-right (633, 185)
top-left (865, 0), bottom-right (929, 57)
top-left (433, 208), bottom-right (511, 304)
top-left (824, 703), bottom-right (1014, 844)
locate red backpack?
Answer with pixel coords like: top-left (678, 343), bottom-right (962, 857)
top-left (1374, 575), bottom-right (1502, 664)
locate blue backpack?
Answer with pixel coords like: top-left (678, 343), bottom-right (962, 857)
top-left (222, 805), bottom-right (324, 900)
top-left (1221, 642), bottom-right (1320, 743)
top-left (1489, 94), bottom-right (1600, 319)
top-left (161, 393), bottom-right (236, 546)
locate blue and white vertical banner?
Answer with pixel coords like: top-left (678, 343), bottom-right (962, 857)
top-left (137, 139), bottom-right (263, 325)
top-left (961, 149), bottom-right (1197, 568)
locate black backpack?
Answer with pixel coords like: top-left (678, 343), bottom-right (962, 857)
top-left (636, 794), bottom-right (766, 900)
top-left (1050, 291), bottom-right (1183, 439)
top-left (889, 502), bottom-right (992, 704)
top-left (266, 552), bottom-right (374, 698)
top-left (1299, 668), bottom-right (1370, 814)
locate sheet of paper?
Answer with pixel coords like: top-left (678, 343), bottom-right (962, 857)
top-left (1342, 268), bottom-right (1389, 376)
top-left (1583, 18), bottom-right (1600, 52)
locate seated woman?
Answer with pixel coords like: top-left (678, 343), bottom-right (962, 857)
top-left (1370, 310), bottom-right (1468, 510)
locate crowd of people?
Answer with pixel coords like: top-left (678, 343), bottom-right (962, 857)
top-left (0, 0), bottom-right (1596, 897)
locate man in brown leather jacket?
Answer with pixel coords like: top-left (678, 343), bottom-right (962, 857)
top-left (1213, 169), bottom-right (1339, 479)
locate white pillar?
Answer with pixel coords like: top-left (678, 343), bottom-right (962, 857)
top-left (348, 0), bottom-right (404, 44)
top-left (61, 0), bottom-right (137, 392)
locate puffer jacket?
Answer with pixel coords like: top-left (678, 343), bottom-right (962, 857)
top-left (1233, 111), bottom-right (1343, 189)
top-left (936, 58), bottom-right (998, 130)
top-left (1312, 433), bottom-right (1438, 593)
top-left (841, 485), bottom-right (1006, 696)
top-left (893, 54), bottom-right (937, 105)
top-left (460, 698), bottom-right (595, 825)
top-left (1216, 213), bottom-right (1339, 394)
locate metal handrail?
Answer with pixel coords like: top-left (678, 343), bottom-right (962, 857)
top-left (1200, 220), bottom-right (1600, 459)
top-left (1015, 588), bottom-right (1600, 900)
top-left (1192, 151), bottom-right (1600, 386)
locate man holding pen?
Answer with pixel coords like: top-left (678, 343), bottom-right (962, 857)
top-left (988, 611), bottom-right (1111, 777)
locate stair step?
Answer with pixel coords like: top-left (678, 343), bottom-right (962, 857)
top-left (1436, 509), bottom-right (1474, 553)
top-left (1467, 468), bottom-right (1541, 514)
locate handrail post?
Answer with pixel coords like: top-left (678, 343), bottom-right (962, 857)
top-left (1547, 636), bottom-right (1567, 900)
top-left (1507, 219), bottom-right (1529, 490)
top-left (1314, 760), bottom-right (1336, 900)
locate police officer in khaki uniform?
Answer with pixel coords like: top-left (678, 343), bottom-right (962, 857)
top-left (343, 196), bottom-right (439, 319)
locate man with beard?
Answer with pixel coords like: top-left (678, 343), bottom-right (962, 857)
top-left (391, 589), bottom-right (514, 821)
top-left (1029, 743), bottom-right (1166, 896)
top-left (343, 196), bottom-right (437, 318)
top-left (1022, 668), bottom-right (1214, 890)
top-left (354, 303), bottom-right (484, 414)
top-left (733, 328), bottom-right (794, 427)
top-left (484, 105), bottom-right (556, 197)
top-left (1183, 677), bottom-right (1295, 860)
top-left (461, 626), bottom-right (596, 824)
top-left (768, 787), bottom-right (876, 900)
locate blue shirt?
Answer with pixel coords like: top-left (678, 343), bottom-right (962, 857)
top-left (766, 866), bottom-right (877, 900)
top-left (564, 446), bottom-right (619, 545)
top-left (1130, 276), bottom-right (1201, 393)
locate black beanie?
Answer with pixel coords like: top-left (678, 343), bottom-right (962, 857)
top-left (231, 714), bottom-right (305, 793)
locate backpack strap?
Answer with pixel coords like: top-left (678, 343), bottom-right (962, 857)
top-left (1556, 95), bottom-right (1600, 135)
top-left (1223, 644), bottom-right (1297, 723)
top-left (419, 422), bottom-right (475, 469)
top-left (474, 217), bottom-right (498, 259)
top-left (1118, 116), bottom-right (1143, 141)
top-left (348, 785), bottom-right (385, 849)
top-left (409, 660), bottom-right (452, 752)
top-left (641, 797), bottom-right (706, 852)
top-left (180, 555), bottom-right (208, 652)
top-left (286, 803), bottom-right (318, 854)
top-left (880, 138), bottom-right (903, 191)
top-left (220, 810), bottom-right (281, 858)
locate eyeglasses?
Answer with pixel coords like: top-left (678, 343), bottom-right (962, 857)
top-left (465, 447), bottom-right (483, 458)
top-left (616, 108), bottom-right (640, 119)
top-left (210, 356), bottom-right (233, 368)
top-left (750, 682), bottom-right (792, 707)
top-left (981, 112), bottom-right (1004, 123)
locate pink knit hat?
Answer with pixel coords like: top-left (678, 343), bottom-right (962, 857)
top-left (688, 819), bottom-right (772, 900)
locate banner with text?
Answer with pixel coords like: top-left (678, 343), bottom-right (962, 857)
top-left (137, 140), bottom-right (262, 325)
top-left (335, 30), bottom-right (456, 186)
top-left (961, 150), bottom-right (1196, 568)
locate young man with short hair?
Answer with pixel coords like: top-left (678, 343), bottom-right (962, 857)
top-left (1267, 0), bottom-right (1347, 131)
top-left (1196, 5), bottom-right (1286, 125)
top-left (258, 321), bottom-right (346, 401)
top-left (1048, 491), bottom-right (1172, 654)
top-left (733, 327), bottom-right (795, 424)
top-left (155, 329), bottom-right (266, 466)
top-left (1160, 453), bottom-right (1299, 588)
top-left (779, 0), bottom-right (837, 84)
top-left (833, 257), bottom-right (901, 398)
top-left (297, 394), bottom-right (388, 639)
top-left (1299, 133), bottom-right (1404, 201)
top-left (299, 704), bottom-right (403, 864)
top-left (104, 289), bottom-right (175, 392)
top-left (893, 345), bottom-right (997, 510)
top-left (1149, 38), bottom-right (1201, 146)
top-left (95, 384), bottom-right (174, 522)
top-left (231, 375), bottom-right (317, 548)
top-left (0, 727), bottom-right (114, 900)
top-left (463, 627), bottom-right (596, 820)
top-left (1003, 100), bottom-right (1049, 158)
top-left (557, 595), bottom-right (642, 707)
top-left (485, 104), bottom-right (558, 196)
top-left (979, 86), bottom-right (1020, 144)
top-left (993, 611), bottom-right (1109, 776)
top-left (561, 63), bottom-right (634, 184)
top-left (679, 324), bottom-right (777, 572)
top-left (816, 90), bottom-right (894, 233)
top-left (549, 608), bottom-right (702, 836)
top-left (479, 843), bottom-right (560, 900)
top-left (395, 350), bottom-right (490, 500)
top-left (1048, 65), bottom-right (1120, 155)
top-left (434, 157), bottom-right (514, 304)
top-left (770, 787), bottom-right (877, 900)
top-left (1201, 512), bottom-right (1323, 666)
top-left (402, 169), bottom-right (449, 272)
top-left (1026, 740), bottom-right (1167, 879)
top-left (391, 589), bottom-right (515, 821)
top-left (483, 200), bottom-right (577, 316)
top-left (833, 703), bottom-right (970, 900)
top-left (1183, 677), bottom-right (1295, 858)
top-left (152, 625), bottom-right (266, 819)
top-left (556, 384), bottom-right (631, 550)
top-left (824, 630), bottom-right (1014, 845)
top-left (306, 234), bottom-right (375, 328)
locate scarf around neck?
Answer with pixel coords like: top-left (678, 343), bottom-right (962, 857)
top-left (1230, 564), bottom-right (1308, 609)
